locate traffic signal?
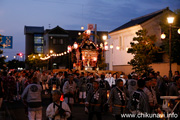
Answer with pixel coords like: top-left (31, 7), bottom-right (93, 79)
top-left (17, 53), bottom-right (23, 56)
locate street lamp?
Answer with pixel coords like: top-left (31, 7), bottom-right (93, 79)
top-left (102, 35), bottom-right (107, 41)
top-left (50, 50), bottom-right (53, 54)
top-left (167, 16), bottom-right (174, 80)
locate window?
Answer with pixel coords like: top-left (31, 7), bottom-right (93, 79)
top-left (52, 38), bottom-right (64, 45)
top-left (119, 36), bottom-right (124, 50)
top-left (53, 39), bottom-right (56, 44)
top-left (34, 34), bottom-right (43, 44)
top-left (34, 34), bottom-right (43, 53)
top-left (34, 46), bottom-right (43, 54)
top-left (60, 39), bottom-right (63, 44)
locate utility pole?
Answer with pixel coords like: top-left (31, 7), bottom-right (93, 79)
top-left (95, 24), bottom-right (97, 44)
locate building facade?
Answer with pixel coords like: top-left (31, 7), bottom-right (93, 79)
top-left (106, 7), bottom-right (180, 76)
top-left (24, 25), bottom-right (108, 69)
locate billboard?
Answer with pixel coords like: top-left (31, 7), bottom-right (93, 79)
top-left (0, 36), bottom-right (13, 49)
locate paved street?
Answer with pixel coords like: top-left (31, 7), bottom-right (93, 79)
top-left (0, 94), bottom-right (115, 120)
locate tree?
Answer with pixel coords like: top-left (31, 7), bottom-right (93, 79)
top-left (0, 35), bottom-right (6, 70)
top-left (127, 29), bottom-right (160, 75)
top-left (160, 9), bottom-right (180, 64)
top-left (25, 54), bottom-right (48, 70)
top-left (97, 48), bottom-right (107, 70)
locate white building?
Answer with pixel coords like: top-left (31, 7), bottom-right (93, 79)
top-left (106, 7), bottom-right (178, 75)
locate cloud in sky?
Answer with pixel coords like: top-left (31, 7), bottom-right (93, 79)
top-left (0, 0), bottom-right (179, 61)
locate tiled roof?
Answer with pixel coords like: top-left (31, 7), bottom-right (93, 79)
top-left (24, 26), bottom-right (44, 34)
top-left (47, 26), bottom-right (68, 34)
top-left (110, 7), bottom-right (170, 33)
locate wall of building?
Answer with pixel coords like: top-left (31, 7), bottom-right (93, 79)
top-left (108, 25), bottom-right (142, 67)
top-left (113, 62), bottom-right (180, 76)
top-left (25, 34), bottom-right (34, 58)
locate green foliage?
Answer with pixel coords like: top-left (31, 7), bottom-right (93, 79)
top-left (160, 9), bottom-right (180, 64)
top-left (25, 54), bottom-right (48, 69)
top-left (7, 59), bottom-right (25, 69)
top-left (0, 35), bottom-right (6, 70)
top-left (127, 29), bottom-right (160, 75)
top-left (97, 52), bottom-right (107, 70)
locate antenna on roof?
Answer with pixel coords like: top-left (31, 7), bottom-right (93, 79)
top-left (49, 24), bottom-right (51, 29)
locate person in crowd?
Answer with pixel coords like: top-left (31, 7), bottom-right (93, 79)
top-left (6, 72), bottom-right (16, 102)
top-left (127, 74), bottom-right (138, 96)
top-left (127, 79), bottom-right (150, 114)
top-left (40, 71), bottom-right (48, 94)
top-left (99, 74), bottom-right (110, 112)
top-left (107, 79), bottom-right (129, 120)
top-left (173, 71), bottom-right (180, 79)
top-left (48, 73), bottom-right (60, 93)
top-left (19, 71), bottom-right (27, 92)
top-left (157, 75), bottom-right (169, 104)
top-left (111, 73), bottom-right (117, 88)
top-left (21, 77), bottom-right (43, 120)
top-left (61, 71), bottom-right (69, 90)
top-left (15, 75), bottom-right (21, 101)
top-left (85, 80), bottom-right (106, 120)
top-left (63, 74), bottom-right (77, 111)
top-left (143, 79), bottom-right (155, 112)
top-left (168, 76), bottom-right (180, 115)
top-left (57, 71), bottom-right (64, 86)
top-left (46, 90), bottom-right (71, 120)
top-left (86, 77), bottom-right (94, 95)
top-left (73, 73), bottom-right (80, 103)
top-left (144, 79), bottom-right (157, 113)
top-left (35, 70), bottom-right (42, 86)
top-left (78, 72), bottom-right (87, 104)
top-left (105, 73), bottom-right (113, 88)
top-left (0, 72), bottom-right (4, 109)
top-left (169, 76), bottom-right (180, 96)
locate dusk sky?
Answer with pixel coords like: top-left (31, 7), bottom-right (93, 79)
top-left (0, 0), bottom-right (180, 61)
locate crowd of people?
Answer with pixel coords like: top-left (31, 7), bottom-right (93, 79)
top-left (0, 69), bottom-right (180, 120)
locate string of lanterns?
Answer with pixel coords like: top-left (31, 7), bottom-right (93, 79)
top-left (40, 50), bottom-right (70, 60)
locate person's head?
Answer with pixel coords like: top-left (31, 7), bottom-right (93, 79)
top-left (52, 90), bottom-right (61, 102)
top-left (151, 77), bottom-right (157, 87)
top-left (68, 74), bottom-right (74, 81)
top-left (101, 74), bottom-right (105, 80)
top-left (163, 75), bottom-right (169, 82)
top-left (116, 79), bottom-right (124, 88)
top-left (176, 77), bottom-right (180, 88)
top-left (157, 71), bottom-right (160, 76)
top-left (137, 79), bottom-right (146, 89)
top-left (112, 73), bottom-right (117, 79)
top-left (175, 76), bottom-right (180, 84)
top-left (93, 80), bottom-right (99, 90)
top-left (58, 71), bottom-right (63, 76)
top-left (175, 71), bottom-right (179, 76)
top-left (53, 73), bottom-right (57, 78)
top-left (89, 77), bottom-right (95, 83)
top-left (81, 72), bottom-right (84, 77)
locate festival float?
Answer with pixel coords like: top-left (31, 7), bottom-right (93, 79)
top-left (71, 30), bottom-right (99, 70)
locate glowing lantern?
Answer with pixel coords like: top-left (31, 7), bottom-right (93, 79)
top-left (93, 57), bottom-right (97, 61)
top-left (73, 42), bottom-right (78, 49)
top-left (161, 33), bottom-right (166, 39)
top-left (67, 45), bottom-right (72, 52)
top-left (104, 44), bottom-right (108, 50)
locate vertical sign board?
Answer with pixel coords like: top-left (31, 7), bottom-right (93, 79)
top-left (87, 24), bottom-right (94, 42)
top-left (0, 36), bottom-right (13, 49)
